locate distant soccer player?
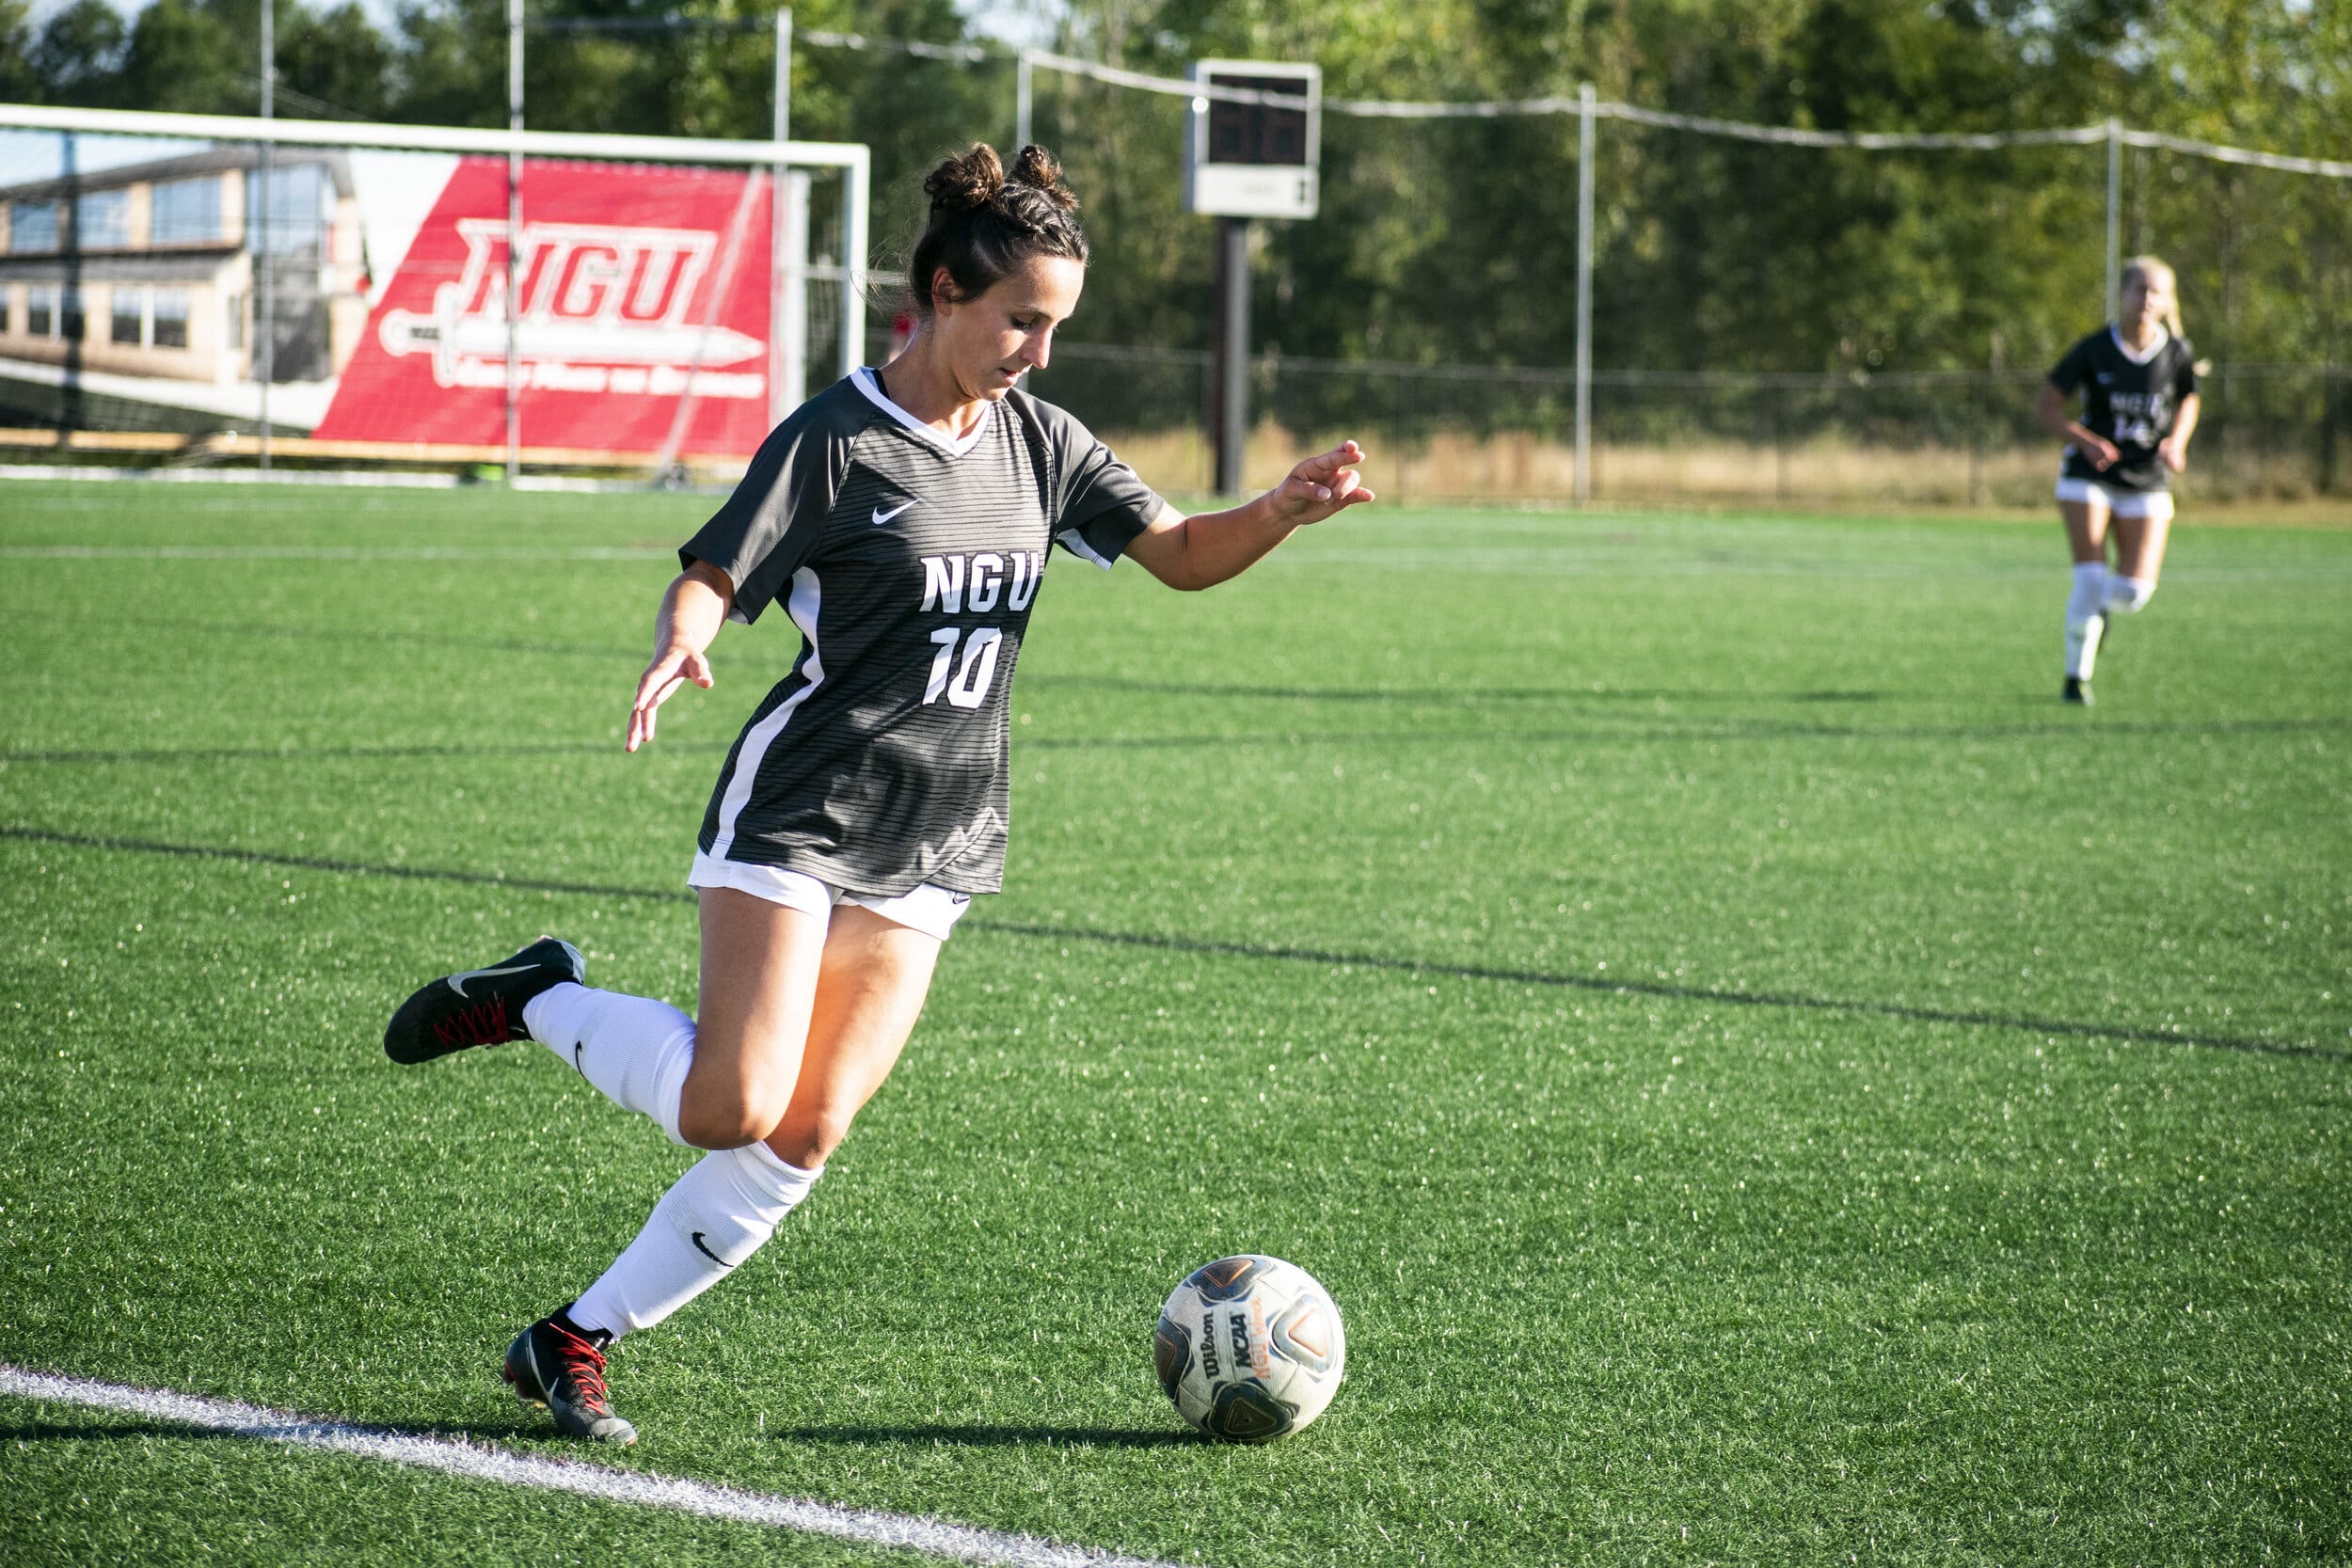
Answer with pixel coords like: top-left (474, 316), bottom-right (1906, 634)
top-left (2035, 255), bottom-right (2201, 705)
top-left (382, 143), bottom-right (1374, 1443)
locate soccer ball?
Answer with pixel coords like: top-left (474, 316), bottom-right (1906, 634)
top-left (1153, 1255), bottom-right (1345, 1442)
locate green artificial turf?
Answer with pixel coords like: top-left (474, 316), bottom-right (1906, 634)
top-left (0, 1391), bottom-right (925, 1568)
top-left (1, 479), bottom-right (2346, 1566)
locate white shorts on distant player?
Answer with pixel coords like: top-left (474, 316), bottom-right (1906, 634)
top-left (2052, 477), bottom-right (2173, 520)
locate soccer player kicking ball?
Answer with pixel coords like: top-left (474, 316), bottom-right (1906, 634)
top-left (384, 143), bottom-right (1374, 1444)
top-left (2035, 255), bottom-right (2201, 706)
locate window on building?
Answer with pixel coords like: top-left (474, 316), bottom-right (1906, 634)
top-left (224, 291), bottom-right (244, 350)
top-left (59, 286), bottom-right (85, 341)
top-left (76, 189), bottom-right (131, 250)
top-left (151, 176), bottom-right (225, 245)
top-left (27, 285), bottom-right (57, 336)
top-left (252, 163), bottom-right (330, 257)
top-left (152, 288), bottom-right (191, 349)
top-left (10, 201), bottom-right (59, 253)
top-left (111, 287), bottom-right (146, 344)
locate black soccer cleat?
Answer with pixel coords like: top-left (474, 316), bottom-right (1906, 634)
top-left (2061, 676), bottom-right (2093, 706)
top-left (504, 1311), bottom-right (637, 1445)
top-left (383, 936), bottom-right (584, 1065)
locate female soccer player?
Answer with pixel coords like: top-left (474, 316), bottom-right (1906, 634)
top-left (2035, 254), bottom-right (2201, 705)
top-left (382, 144), bottom-right (1375, 1444)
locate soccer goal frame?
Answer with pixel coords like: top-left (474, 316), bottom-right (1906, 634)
top-left (0, 102), bottom-right (868, 479)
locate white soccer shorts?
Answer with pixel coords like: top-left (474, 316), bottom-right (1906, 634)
top-left (686, 853), bottom-right (976, 942)
top-left (2054, 477), bottom-right (2174, 519)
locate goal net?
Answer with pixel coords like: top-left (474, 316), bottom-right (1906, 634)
top-left (0, 104), bottom-right (866, 482)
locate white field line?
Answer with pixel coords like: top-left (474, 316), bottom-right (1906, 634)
top-left (0, 1364), bottom-right (1183, 1568)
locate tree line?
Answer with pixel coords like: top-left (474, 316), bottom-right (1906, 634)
top-left (4, 0), bottom-right (2346, 387)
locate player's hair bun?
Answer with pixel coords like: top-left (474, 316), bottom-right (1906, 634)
top-left (924, 144), bottom-right (1004, 214)
top-left (1009, 145), bottom-right (1079, 213)
top-left (903, 142), bottom-right (1089, 317)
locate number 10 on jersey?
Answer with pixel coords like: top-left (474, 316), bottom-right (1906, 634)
top-left (924, 626), bottom-right (1003, 708)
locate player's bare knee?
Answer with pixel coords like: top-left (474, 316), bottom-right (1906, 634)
top-left (771, 1103), bottom-right (855, 1168)
top-left (675, 1084), bottom-right (787, 1150)
top-left (677, 1105), bottom-right (781, 1150)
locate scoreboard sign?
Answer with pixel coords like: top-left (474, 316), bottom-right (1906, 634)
top-left (1185, 60), bottom-right (1320, 220)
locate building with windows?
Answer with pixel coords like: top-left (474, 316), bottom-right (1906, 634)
top-left (0, 147), bottom-right (368, 388)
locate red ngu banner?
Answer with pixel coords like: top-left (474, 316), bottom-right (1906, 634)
top-left (315, 157), bottom-right (773, 458)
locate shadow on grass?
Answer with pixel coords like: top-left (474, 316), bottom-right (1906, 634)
top-left (6, 714), bottom-right (2344, 768)
top-left (1014, 713), bottom-right (2349, 751)
top-left (0, 609), bottom-right (641, 665)
top-left (0, 824), bottom-right (682, 903)
top-left (0, 739), bottom-right (729, 766)
top-left (4, 824), bottom-right (2343, 1065)
top-left (974, 919), bottom-right (2352, 1064)
top-left (0, 1419), bottom-right (255, 1443)
top-left (1022, 674), bottom-right (1900, 705)
top-left (774, 1423), bottom-right (1198, 1449)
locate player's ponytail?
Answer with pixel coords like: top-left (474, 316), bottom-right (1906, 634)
top-left (2122, 255), bottom-right (2185, 340)
top-left (904, 143), bottom-right (1089, 318)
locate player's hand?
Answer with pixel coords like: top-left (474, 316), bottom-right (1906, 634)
top-left (2082, 434), bottom-right (2121, 470)
top-left (1269, 441), bottom-right (1375, 525)
top-left (2159, 436), bottom-right (2189, 473)
top-left (627, 644), bottom-right (714, 752)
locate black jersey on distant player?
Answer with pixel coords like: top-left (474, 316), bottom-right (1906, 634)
top-left (678, 369), bottom-right (1164, 896)
top-left (2048, 326), bottom-right (2199, 491)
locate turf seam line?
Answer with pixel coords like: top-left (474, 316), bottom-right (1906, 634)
top-left (0, 1365), bottom-right (1183, 1568)
top-left (9, 822), bottom-right (2339, 1063)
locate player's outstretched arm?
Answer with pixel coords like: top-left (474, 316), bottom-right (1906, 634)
top-left (1124, 440), bottom-right (1375, 592)
top-left (627, 562), bottom-right (734, 752)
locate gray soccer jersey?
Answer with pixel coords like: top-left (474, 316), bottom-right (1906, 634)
top-left (678, 369), bottom-right (1164, 897)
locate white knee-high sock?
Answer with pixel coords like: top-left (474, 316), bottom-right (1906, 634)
top-left (566, 1143), bottom-right (822, 1339)
top-left (2064, 562), bottom-right (2107, 680)
top-left (2103, 575), bottom-right (2155, 614)
top-left (523, 982), bottom-right (695, 1147)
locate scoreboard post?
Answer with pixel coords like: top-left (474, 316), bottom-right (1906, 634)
top-left (1186, 61), bottom-right (1320, 496)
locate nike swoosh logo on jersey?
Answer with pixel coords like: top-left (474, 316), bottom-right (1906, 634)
top-left (691, 1231), bottom-right (741, 1268)
top-left (446, 963), bottom-right (536, 997)
top-left (872, 499), bottom-right (917, 526)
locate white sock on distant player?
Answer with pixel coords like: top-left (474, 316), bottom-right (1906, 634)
top-left (566, 1143), bottom-right (822, 1339)
top-left (2064, 562), bottom-right (2107, 680)
top-left (523, 982), bottom-right (695, 1146)
top-left (2103, 574), bottom-right (2155, 615)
